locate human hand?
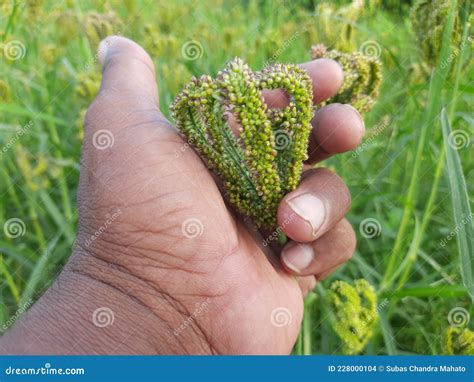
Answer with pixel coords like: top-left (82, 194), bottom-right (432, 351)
top-left (1, 36), bottom-right (364, 355)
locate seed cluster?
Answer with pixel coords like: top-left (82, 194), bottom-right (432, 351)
top-left (445, 327), bottom-right (474, 355)
top-left (328, 279), bottom-right (378, 355)
top-left (311, 44), bottom-right (382, 113)
top-left (410, 0), bottom-right (463, 67)
top-left (171, 58), bottom-right (313, 228)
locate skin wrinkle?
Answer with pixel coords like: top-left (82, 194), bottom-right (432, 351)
top-left (156, 291), bottom-right (212, 354)
top-left (23, 277), bottom-right (104, 354)
top-left (196, 242), bottom-right (242, 277)
top-left (109, 231), bottom-right (196, 264)
top-left (102, 231), bottom-right (238, 324)
top-left (113, 265), bottom-right (215, 355)
top-left (102, 53), bottom-right (156, 81)
top-left (99, 117), bottom-right (164, 134)
top-left (83, 219), bottom-right (193, 270)
top-left (68, 259), bottom-right (172, 320)
top-left (67, 257), bottom-right (211, 354)
top-left (84, 104), bottom-right (160, 135)
top-left (107, 228), bottom-right (183, 244)
top-left (78, 225), bottom-right (235, 296)
top-left (115, 245), bottom-right (210, 275)
top-left (77, 193), bottom-right (193, 249)
top-left (100, 88), bottom-right (157, 108)
top-left (114, 133), bottom-right (181, 161)
top-left (67, 279), bottom-right (137, 352)
top-left (116, 190), bottom-right (190, 210)
top-left (154, 243), bottom-right (236, 276)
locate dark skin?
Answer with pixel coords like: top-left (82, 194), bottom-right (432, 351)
top-left (0, 36), bottom-right (364, 355)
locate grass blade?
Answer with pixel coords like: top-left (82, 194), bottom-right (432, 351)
top-left (0, 255), bottom-right (20, 303)
top-left (382, 0), bottom-right (458, 290)
top-left (378, 310), bottom-right (397, 355)
top-left (19, 233), bottom-right (61, 306)
top-left (440, 108), bottom-right (473, 300)
top-left (384, 285), bottom-right (468, 299)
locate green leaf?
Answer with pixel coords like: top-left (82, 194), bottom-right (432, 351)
top-left (382, 0), bottom-right (458, 290)
top-left (0, 255), bottom-right (20, 302)
top-left (19, 233), bottom-right (61, 306)
top-left (384, 285), bottom-right (469, 299)
top-left (378, 310), bottom-right (397, 355)
top-left (440, 108), bottom-right (474, 300)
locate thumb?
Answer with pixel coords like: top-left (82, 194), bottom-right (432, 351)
top-left (83, 36), bottom-right (170, 164)
top-left (97, 35), bottom-right (159, 109)
top-left (83, 35), bottom-right (165, 150)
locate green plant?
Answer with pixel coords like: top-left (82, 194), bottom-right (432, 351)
top-left (84, 11), bottom-right (123, 49)
top-left (410, 0), bottom-right (464, 67)
top-left (327, 279), bottom-right (378, 355)
top-left (171, 58), bottom-right (313, 229)
top-left (171, 47), bottom-right (383, 228)
top-left (0, 79), bottom-right (11, 102)
top-left (310, 44), bottom-right (382, 113)
top-left (445, 326), bottom-right (474, 355)
top-left (74, 71), bottom-right (101, 102)
top-left (312, 1), bottom-right (365, 52)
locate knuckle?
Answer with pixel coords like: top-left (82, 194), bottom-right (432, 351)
top-left (83, 94), bottom-right (112, 130)
top-left (303, 167), bottom-right (352, 210)
top-left (339, 219), bottom-right (356, 260)
top-left (107, 41), bottom-right (155, 74)
top-left (328, 170), bottom-right (352, 211)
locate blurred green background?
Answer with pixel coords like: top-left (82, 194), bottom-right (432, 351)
top-left (0, 0), bottom-right (472, 355)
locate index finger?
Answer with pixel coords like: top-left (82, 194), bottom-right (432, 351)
top-left (262, 58), bottom-right (343, 108)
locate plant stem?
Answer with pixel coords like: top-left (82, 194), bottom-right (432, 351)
top-left (394, 1), bottom-right (471, 290)
top-left (381, 0), bottom-right (457, 291)
top-left (277, 231), bottom-right (287, 246)
top-left (0, 255), bottom-right (20, 303)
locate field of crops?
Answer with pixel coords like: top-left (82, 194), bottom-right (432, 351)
top-left (0, 0), bottom-right (472, 355)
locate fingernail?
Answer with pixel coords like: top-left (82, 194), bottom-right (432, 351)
top-left (98, 38), bottom-right (110, 66)
top-left (287, 193), bottom-right (325, 237)
top-left (98, 36), bottom-right (121, 66)
top-left (282, 243), bottom-right (314, 273)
